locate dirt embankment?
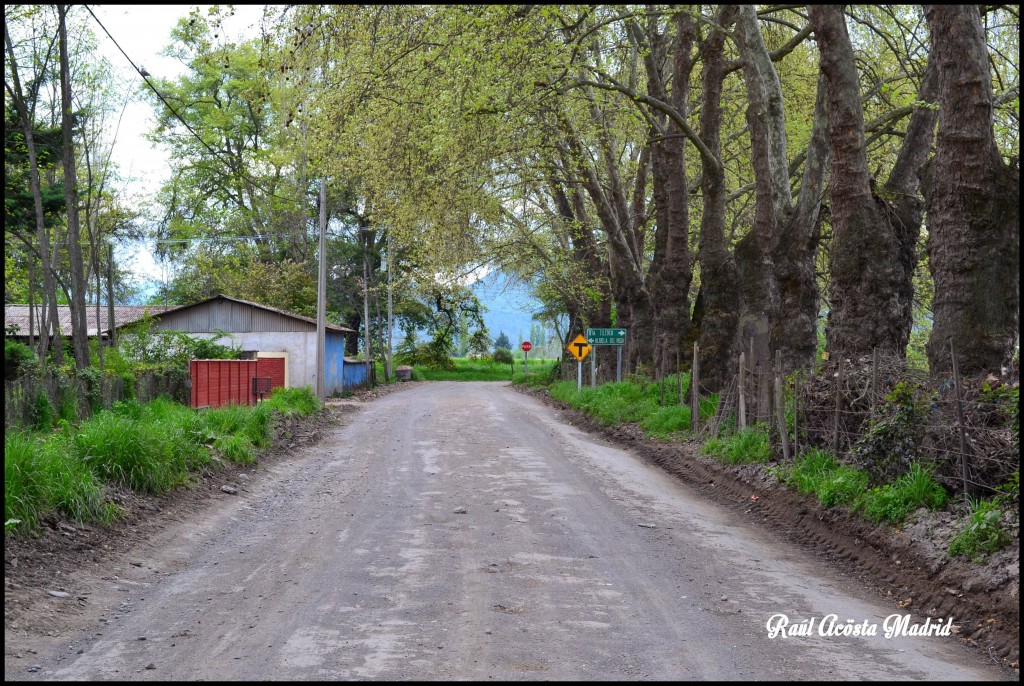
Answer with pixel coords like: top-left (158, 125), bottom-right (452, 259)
top-left (519, 386), bottom-right (1020, 672)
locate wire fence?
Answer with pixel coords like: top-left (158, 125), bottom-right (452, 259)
top-left (557, 343), bottom-right (1019, 498)
top-left (5, 370), bottom-right (190, 430)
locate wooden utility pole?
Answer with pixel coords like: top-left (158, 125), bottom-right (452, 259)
top-left (361, 221), bottom-right (372, 389)
top-left (316, 179), bottom-right (327, 399)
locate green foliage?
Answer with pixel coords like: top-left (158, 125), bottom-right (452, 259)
top-left (31, 389), bottom-right (55, 431)
top-left (640, 405), bottom-right (693, 438)
top-left (980, 381), bottom-right (1019, 440)
top-left (857, 463), bottom-right (948, 523)
top-left (700, 426), bottom-right (773, 464)
top-left (261, 386), bottom-right (322, 418)
top-left (4, 430), bottom-right (108, 532)
top-left (492, 347), bottom-right (514, 365)
top-left (494, 331), bottom-right (512, 350)
top-left (5, 339), bottom-right (38, 380)
top-left (851, 381), bottom-right (932, 483)
top-left (948, 500), bottom-right (1012, 562)
top-left (780, 449), bottom-right (870, 508)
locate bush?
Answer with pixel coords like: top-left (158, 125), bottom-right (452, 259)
top-left (851, 381), bottom-right (932, 483)
top-left (492, 347), bottom-right (514, 365)
top-left (5, 339), bottom-right (38, 381)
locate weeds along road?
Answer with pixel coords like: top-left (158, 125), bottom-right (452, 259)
top-left (33, 382), bottom-right (1006, 680)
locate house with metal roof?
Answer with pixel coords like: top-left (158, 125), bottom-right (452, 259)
top-left (131, 294), bottom-right (357, 395)
top-left (4, 304), bottom-right (174, 343)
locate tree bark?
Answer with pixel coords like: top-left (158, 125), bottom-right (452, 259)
top-left (733, 6), bottom-right (827, 385)
top-left (811, 5), bottom-right (916, 359)
top-left (923, 5), bottom-right (1020, 376)
top-left (693, 6), bottom-right (740, 392)
top-left (642, 11), bottom-right (695, 378)
top-left (59, 4), bottom-right (90, 369)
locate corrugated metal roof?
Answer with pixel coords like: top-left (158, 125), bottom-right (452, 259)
top-left (143, 294), bottom-right (355, 333)
top-left (4, 304), bottom-right (174, 338)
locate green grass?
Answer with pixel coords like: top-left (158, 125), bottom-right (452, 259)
top-left (5, 387), bottom-right (324, 535)
top-left (5, 430), bottom-right (110, 531)
top-left (856, 462), bottom-right (948, 524)
top-left (778, 448), bottom-right (869, 507)
top-left (414, 357), bottom-right (559, 382)
top-left (548, 375), bottom-right (716, 436)
top-left (700, 425), bottom-right (773, 464)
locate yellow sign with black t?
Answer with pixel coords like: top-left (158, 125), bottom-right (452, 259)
top-left (567, 333), bottom-right (592, 361)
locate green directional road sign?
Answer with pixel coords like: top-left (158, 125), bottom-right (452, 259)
top-left (586, 328), bottom-right (627, 345)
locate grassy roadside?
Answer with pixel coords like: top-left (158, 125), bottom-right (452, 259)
top-left (516, 375), bottom-right (1017, 564)
top-left (4, 387), bottom-right (322, 536)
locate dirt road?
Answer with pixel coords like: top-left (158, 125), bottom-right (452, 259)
top-left (7, 382), bottom-right (1010, 680)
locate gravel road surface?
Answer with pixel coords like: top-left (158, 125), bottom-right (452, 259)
top-left (24, 382), bottom-right (1007, 680)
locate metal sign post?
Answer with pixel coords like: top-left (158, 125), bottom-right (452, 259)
top-left (566, 334), bottom-right (591, 394)
top-left (585, 328), bottom-right (627, 386)
top-left (590, 345), bottom-right (596, 387)
top-left (521, 341), bottom-right (531, 376)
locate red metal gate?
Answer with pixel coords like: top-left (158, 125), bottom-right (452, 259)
top-left (256, 356), bottom-right (286, 391)
top-left (189, 359), bottom-right (258, 408)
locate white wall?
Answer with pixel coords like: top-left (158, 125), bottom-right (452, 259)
top-left (189, 331), bottom-right (319, 390)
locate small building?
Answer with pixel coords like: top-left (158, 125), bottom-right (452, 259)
top-left (134, 295), bottom-right (354, 396)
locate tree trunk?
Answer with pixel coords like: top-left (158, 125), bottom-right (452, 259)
top-left (734, 6), bottom-right (826, 385)
top-left (643, 11), bottom-right (695, 378)
top-left (693, 6), bottom-right (740, 392)
top-left (59, 4), bottom-right (90, 369)
top-left (811, 5), bottom-right (916, 359)
top-left (4, 20), bottom-right (60, 364)
top-left (923, 5), bottom-right (1020, 376)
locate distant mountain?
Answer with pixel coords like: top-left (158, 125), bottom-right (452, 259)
top-left (471, 271), bottom-right (563, 356)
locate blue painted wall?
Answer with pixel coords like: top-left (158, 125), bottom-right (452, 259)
top-left (325, 332), bottom-right (346, 395)
top-left (343, 358), bottom-right (369, 388)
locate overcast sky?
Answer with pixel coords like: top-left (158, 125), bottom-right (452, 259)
top-left (87, 5), bottom-right (270, 286)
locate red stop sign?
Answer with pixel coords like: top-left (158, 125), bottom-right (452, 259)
top-left (521, 341), bottom-right (532, 352)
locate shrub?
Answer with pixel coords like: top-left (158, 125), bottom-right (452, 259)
top-left (5, 339), bottom-right (38, 381)
top-left (492, 347), bottom-right (514, 365)
top-left (851, 381), bottom-right (932, 483)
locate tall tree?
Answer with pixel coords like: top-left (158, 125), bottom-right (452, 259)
top-left (732, 5), bottom-right (828, 382)
top-left (58, 4), bottom-right (89, 369)
top-left (4, 8), bottom-right (63, 363)
top-left (811, 5), bottom-right (922, 360)
top-left (923, 5), bottom-right (1020, 376)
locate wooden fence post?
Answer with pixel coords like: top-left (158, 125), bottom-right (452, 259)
top-left (691, 342), bottom-right (700, 433)
top-left (677, 351), bottom-right (683, 405)
top-left (870, 347), bottom-right (879, 418)
top-left (833, 358), bottom-right (843, 454)
top-left (949, 340), bottom-right (970, 505)
top-left (793, 372), bottom-right (800, 457)
top-left (774, 350), bottom-right (791, 460)
top-left (738, 352), bottom-right (747, 430)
